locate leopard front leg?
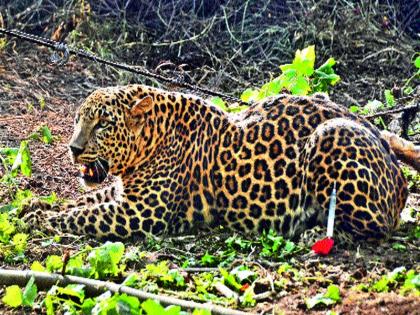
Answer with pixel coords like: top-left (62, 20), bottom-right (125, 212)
top-left (22, 197), bottom-right (176, 240)
top-left (63, 186), bottom-right (119, 210)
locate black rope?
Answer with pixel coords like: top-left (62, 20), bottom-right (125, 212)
top-left (0, 28), bottom-right (247, 105)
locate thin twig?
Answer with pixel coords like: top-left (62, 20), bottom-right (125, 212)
top-left (365, 104), bottom-right (418, 119)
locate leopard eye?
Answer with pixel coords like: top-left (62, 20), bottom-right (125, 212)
top-left (97, 119), bottom-right (109, 129)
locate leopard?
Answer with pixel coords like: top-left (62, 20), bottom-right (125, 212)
top-left (22, 84), bottom-right (419, 242)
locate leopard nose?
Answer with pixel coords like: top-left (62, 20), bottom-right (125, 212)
top-left (69, 145), bottom-right (84, 157)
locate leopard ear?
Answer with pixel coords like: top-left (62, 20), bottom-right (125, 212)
top-left (130, 96), bottom-right (154, 117)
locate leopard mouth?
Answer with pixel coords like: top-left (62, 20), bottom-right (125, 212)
top-left (79, 158), bottom-right (109, 185)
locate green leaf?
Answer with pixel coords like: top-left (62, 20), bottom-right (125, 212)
top-left (349, 105), bottom-right (360, 113)
top-left (400, 270), bottom-right (420, 295)
top-left (324, 284), bottom-right (341, 301)
top-left (392, 242), bottom-right (406, 251)
top-left (210, 97), bottom-right (228, 112)
top-left (12, 233), bottom-right (28, 254)
top-left (46, 255), bottom-right (63, 272)
top-left (31, 261), bottom-right (45, 272)
top-left (0, 213), bottom-right (15, 243)
top-left (2, 285), bottom-right (23, 308)
top-left (22, 276), bottom-right (38, 307)
top-left (258, 78), bottom-right (282, 99)
top-left (201, 251), bottom-right (217, 266)
top-left (240, 88), bottom-right (260, 102)
top-left (415, 56), bottom-right (420, 69)
top-left (280, 69), bottom-right (311, 95)
top-left (384, 89), bottom-right (395, 108)
top-left (306, 284), bottom-right (341, 309)
top-left (12, 141), bottom-right (32, 177)
top-left (220, 267), bottom-right (242, 290)
top-left (292, 45), bottom-right (316, 76)
top-left (39, 126), bottom-right (53, 144)
top-left (87, 241), bottom-right (125, 278)
top-left (56, 284), bottom-right (85, 302)
top-left (122, 273), bottom-right (139, 287)
top-left (142, 299), bottom-right (181, 315)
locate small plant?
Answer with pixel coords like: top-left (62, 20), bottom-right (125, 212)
top-left (211, 45), bottom-right (340, 110)
top-left (29, 125), bottom-right (54, 144)
top-left (0, 140), bottom-right (32, 179)
top-left (241, 45), bottom-right (340, 102)
top-left (402, 54), bottom-right (420, 95)
top-left (259, 229), bottom-right (298, 259)
top-left (2, 276), bottom-right (38, 308)
top-left (306, 284), bottom-right (341, 309)
top-left (355, 267), bottom-right (420, 296)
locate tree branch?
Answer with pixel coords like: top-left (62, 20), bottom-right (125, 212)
top-left (0, 269), bottom-right (253, 315)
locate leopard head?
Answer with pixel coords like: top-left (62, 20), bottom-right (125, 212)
top-left (68, 86), bottom-right (154, 186)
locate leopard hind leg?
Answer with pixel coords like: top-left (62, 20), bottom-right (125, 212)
top-left (299, 118), bottom-right (408, 242)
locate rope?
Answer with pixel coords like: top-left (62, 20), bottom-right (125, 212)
top-left (0, 27), bottom-right (247, 105)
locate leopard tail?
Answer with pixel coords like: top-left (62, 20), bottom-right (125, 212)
top-left (381, 130), bottom-right (420, 171)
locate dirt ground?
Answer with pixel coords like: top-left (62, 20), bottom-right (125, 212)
top-left (0, 45), bottom-right (419, 313)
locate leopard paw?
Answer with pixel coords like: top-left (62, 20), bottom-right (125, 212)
top-left (20, 198), bottom-right (59, 217)
top-left (21, 208), bottom-right (57, 234)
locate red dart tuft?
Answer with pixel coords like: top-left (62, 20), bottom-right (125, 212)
top-left (240, 283), bottom-right (250, 292)
top-left (312, 237), bottom-right (334, 256)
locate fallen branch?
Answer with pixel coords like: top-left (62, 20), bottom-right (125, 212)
top-left (0, 269), bottom-right (253, 315)
top-left (365, 103), bottom-right (418, 119)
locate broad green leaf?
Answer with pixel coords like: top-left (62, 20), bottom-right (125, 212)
top-left (141, 299), bottom-right (166, 314)
top-left (240, 88), bottom-right (259, 102)
top-left (116, 294), bottom-right (141, 313)
top-left (122, 273), bottom-right (139, 287)
top-left (324, 284), bottom-right (341, 301)
top-left (0, 212), bottom-right (15, 243)
top-left (210, 97), bottom-right (228, 112)
top-left (31, 261), bottom-right (45, 271)
top-left (349, 105), bottom-right (360, 113)
top-left (0, 147), bottom-right (18, 167)
top-left (415, 56), bottom-right (420, 69)
top-left (22, 276), bottom-right (38, 306)
top-left (11, 141), bottom-right (32, 177)
top-left (290, 76), bottom-right (311, 95)
top-left (400, 271), bottom-right (420, 296)
top-left (392, 242), bottom-right (406, 251)
top-left (292, 45), bottom-right (316, 76)
top-left (57, 284), bottom-right (85, 302)
top-left (258, 78), bottom-right (282, 99)
top-left (46, 255), bottom-right (63, 272)
top-left (2, 285), bottom-right (23, 307)
top-left (88, 241), bottom-right (125, 278)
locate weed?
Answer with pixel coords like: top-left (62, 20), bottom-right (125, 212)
top-left (306, 284), bottom-right (341, 309)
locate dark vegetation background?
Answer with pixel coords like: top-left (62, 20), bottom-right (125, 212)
top-left (1, 0), bottom-right (419, 104)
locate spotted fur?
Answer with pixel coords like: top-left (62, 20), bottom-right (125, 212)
top-left (23, 85), bottom-right (410, 242)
